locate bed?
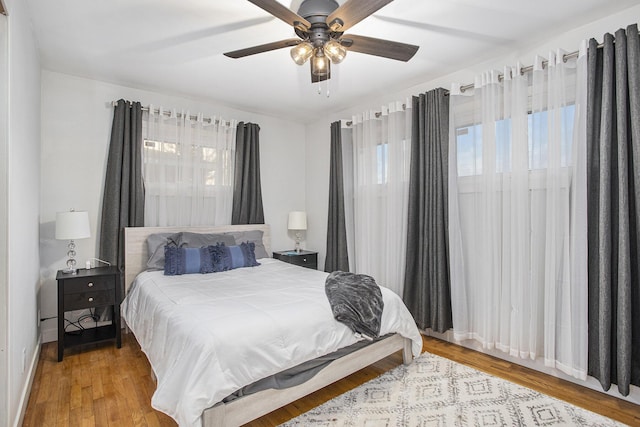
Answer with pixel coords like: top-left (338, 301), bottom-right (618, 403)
top-left (122, 224), bottom-right (422, 427)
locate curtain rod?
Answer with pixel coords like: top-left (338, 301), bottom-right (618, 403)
top-left (341, 43), bottom-right (583, 124)
top-left (458, 49), bottom-right (583, 92)
top-left (344, 103), bottom-right (406, 127)
top-left (458, 31), bottom-right (637, 93)
top-left (111, 101), bottom-right (232, 126)
top-left (342, 38), bottom-right (588, 125)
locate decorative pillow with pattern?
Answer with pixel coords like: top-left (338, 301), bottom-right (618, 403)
top-left (208, 242), bottom-right (260, 272)
top-left (164, 246), bottom-right (215, 275)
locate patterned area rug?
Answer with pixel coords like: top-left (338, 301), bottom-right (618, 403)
top-left (281, 352), bottom-right (623, 426)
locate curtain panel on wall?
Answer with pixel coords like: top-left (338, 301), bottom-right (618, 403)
top-left (587, 24), bottom-right (640, 396)
top-left (142, 107), bottom-right (237, 226)
top-left (99, 99), bottom-right (145, 268)
top-left (402, 88), bottom-right (452, 333)
top-left (344, 101), bottom-right (412, 297)
top-left (448, 45), bottom-right (588, 379)
top-left (325, 121), bottom-right (350, 272)
top-left (232, 122), bottom-right (265, 224)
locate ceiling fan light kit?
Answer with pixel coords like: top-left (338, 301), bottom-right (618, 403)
top-left (225, 0), bottom-right (419, 84)
top-left (311, 50), bottom-right (330, 76)
top-left (323, 40), bottom-right (347, 64)
top-left (290, 42), bottom-right (314, 65)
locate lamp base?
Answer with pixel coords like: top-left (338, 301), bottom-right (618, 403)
top-left (295, 233), bottom-right (302, 253)
top-left (65, 243), bottom-right (78, 274)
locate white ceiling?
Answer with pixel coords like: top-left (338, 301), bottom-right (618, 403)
top-left (25, 0), bottom-right (638, 123)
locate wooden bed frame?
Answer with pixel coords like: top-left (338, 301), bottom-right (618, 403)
top-left (123, 224), bottom-right (413, 427)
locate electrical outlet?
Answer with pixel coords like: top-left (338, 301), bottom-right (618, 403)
top-left (21, 348), bottom-right (26, 373)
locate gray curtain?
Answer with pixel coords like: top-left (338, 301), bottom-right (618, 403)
top-left (99, 99), bottom-right (145, 269)
top-left (232, 122), bottom-right (265, 224)
top-left (587, 24), bottom-right (640, 396)
top-left (402, 88), bottom-right (452, 333)
top-left (324, 121), bottom-right (349, 272)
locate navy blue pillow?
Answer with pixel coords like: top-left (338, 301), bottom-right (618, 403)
top-left (208, 242), bottom-right (260, 272)
top-left (164, 246), bottom-right (215, 275)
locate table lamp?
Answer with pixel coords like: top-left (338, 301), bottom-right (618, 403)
top-left (288, 211), bottom-right (307, 253)
top-left (55, 210), bottom-right (91, 274)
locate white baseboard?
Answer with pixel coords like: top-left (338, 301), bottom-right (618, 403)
top-left (13, 336), bottom-right (41, 427)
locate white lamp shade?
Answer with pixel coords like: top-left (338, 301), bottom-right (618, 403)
top-left (288, 211), bottom-right (307, 230)
top-left (55, 211), bottom-right (91, 240)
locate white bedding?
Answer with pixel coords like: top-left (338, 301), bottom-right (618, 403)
top-left (121, 258), bottom-right (422, 427)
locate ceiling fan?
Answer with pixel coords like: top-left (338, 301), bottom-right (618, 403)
top-left (224, 0), bottom-right (419, 83)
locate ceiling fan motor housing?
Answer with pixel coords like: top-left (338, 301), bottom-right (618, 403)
top-left (297, 0), bottom-right (339, 22)
top-left (296, 0), bottom-right (341, 47)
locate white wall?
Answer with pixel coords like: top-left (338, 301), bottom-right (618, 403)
top-left (304, 120), bottom-right (331, 270)
top-left (4, 0), bottom-right (42, 425)
top-left (304, 3), bottom-right (640, 402)
top-left (0, 10), bottom-right (8, 427)
top-left (39, 71), bottom-right (307, 342)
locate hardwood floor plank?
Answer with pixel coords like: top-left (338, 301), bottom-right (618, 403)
top-left (55, 376), bottom-right (71, 425)
top-left (130, 408), bottom-right (148, 427)
top-left (143, 413), bottom-right (159, 427)
top-left (90, 363), bottom-right (105, 400)
top-left (69, 383), bottom-right (82, 412)
top-left (80, 387), bottom-right (93, 420)
top-left (24, 402), bottom-right (46, 427)
top-left (81, 416), bottom-right (96, 427)
top-left (92, 398), bottom-right (108, 427)
top-left (68, 407), bottom-right (83, 426)
top-left (23, 333), bottom-right (639, 427)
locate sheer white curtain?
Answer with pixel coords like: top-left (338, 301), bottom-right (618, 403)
top-left (448, 43), bottom-right (588, 379)
top-left (142, 106), bottom-right (237, 226)
top-left (346, 101), bottom-right (412, 297)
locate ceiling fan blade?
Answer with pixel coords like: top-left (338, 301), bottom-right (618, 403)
top-left (247, 0), bottom-right (311, 32)
top-left (340, 34), bottom-right (419, 62)
top-left (326, 0), bottom-right (393, 32)
top-left (224, 38), bottom-right (301, 59)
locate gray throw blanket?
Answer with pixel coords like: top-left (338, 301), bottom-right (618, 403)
top-left (325, 271), bottom-right (384, 340)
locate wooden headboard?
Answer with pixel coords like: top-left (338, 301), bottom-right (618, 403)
top-left (123, 224), bottom-right (272, 295)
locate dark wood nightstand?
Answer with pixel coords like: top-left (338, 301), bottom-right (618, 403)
top-left (56, 266), bottom-right (121, 361)
top-left (273, 250), bottom-right (318, 270)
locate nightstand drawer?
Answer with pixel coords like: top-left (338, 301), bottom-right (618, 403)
top-left (64, 290), bottom-right (114, 311)
top-left (289, 255), bottom-right (316, 268)
top-left (273, 251), bottom-right (318, 270)
top-left (63, 275), bottom-right (114, 294)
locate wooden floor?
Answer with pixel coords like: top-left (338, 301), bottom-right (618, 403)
top-left (23, 333), bottom-right (640, 427)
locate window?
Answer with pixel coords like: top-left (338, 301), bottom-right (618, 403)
top-left (376, 143), bottom-right (388, 184)
top-left (455, 104), bottom-right (576, 176)
top-left (143, 140), bottom-right (232, 190)
top-left (141, 111), bottom-right (237, 226)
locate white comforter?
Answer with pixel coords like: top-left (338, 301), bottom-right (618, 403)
top-left (121, 258), bottom-right (422, 427)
